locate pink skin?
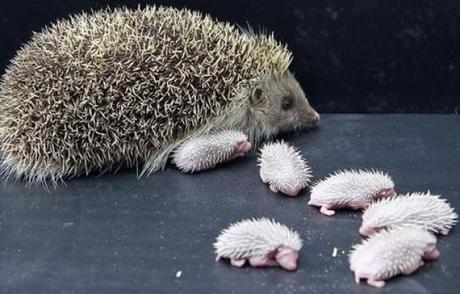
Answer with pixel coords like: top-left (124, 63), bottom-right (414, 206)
top-left (309, 187), bottom-right (396, 217)
top-left (269, 184), bottom-right (301, 197)
top-left (353, 244), bottom-right (440, 288)
top-left (359, 225), bottom-right (378, 236)
top-left (231, 140), bottom-right (252, 159)
top-left (275, 246), bottom-right (299, 271)
top-left (440, 228), bottom-right (450, 235)
top-left (375, 188), bottom-right (396, 199)
top-left (423, 244), bottom-right (440, 261)
top-left (216, 246), bottom-right (299, 272)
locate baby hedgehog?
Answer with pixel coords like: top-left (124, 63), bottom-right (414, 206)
top-left (172, 130), bottom-right (251, 173)
top-left (308, 169), bottom-right (395, 216)
top-left (258, 141), bottom-right (312, 196)
top-left (360, 191), bottom-right (458, 236)
top-left (350, 227), bottom-right (439, 288)
top-left (0, 6), bottom-right (320, 184)
top-left (214, 218), bottom-right (303, 271)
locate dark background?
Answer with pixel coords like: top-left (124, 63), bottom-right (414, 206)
top-left (0, 0), bottom-right (459, 113)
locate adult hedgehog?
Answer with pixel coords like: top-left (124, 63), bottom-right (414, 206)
top-left (0, 6), bottom-right (319, 184)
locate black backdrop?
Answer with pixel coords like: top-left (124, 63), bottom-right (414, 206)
top-left (0, 0), bottom-right (459, 113)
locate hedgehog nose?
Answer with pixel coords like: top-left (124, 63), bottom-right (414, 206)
top-left (359, 225), bottom-right (375, 236)
top-left (310, 111), bottom-right (320, 126)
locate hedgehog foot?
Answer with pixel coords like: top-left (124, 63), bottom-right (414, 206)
top-left (230, 258), bottom-right (246, 267)
top-left (320, 206), bottom-right (336, 216)
top-left (367, 278), bottom-right (385, 288)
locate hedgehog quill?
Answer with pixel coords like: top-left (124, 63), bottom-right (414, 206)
top-left (0, 6), bottom-right (319, 184)
top-left (360, 191), bottom-right (458, 236)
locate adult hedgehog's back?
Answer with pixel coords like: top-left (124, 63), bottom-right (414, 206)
top-left (0, 6), bottom-right (292, 184)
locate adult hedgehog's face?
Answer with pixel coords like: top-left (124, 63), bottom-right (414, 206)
top-left (249, 71), bottom-right (320, 137)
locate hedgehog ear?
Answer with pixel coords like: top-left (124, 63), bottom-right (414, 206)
top-left (251, 87), bottom-right (265, 106)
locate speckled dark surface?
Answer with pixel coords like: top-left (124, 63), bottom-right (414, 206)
top-left (0, 1), bottom-right (459, 113)
top-left (0, 114), bottom-right (459, 294)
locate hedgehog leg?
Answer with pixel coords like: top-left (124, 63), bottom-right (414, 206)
top-left (367, 278), bottom-right (385, 288)
top-left (320, 206), bottom-right (336, 216)
top-left (230, 258), bottom-right (246, 267)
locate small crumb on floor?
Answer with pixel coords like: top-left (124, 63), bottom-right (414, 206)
top-left (62, 222), bottom-right (74, 228)
top-left (176, 270), bottom-right (182, 278)
top-left (332, 247), bottom-right (338, 257)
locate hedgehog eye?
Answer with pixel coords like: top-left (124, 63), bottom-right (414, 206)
top-left (281, 96), bottom-right (294, 110)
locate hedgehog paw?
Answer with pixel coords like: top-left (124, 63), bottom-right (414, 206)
top-left (230, 258), bottom-right (246, 267)
top-left (367, 279), bottom-right (385, 288)
top-left (320, 206), bottom-right (336, 216)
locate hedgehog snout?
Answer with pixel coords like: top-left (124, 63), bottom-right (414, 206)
top-left (423, 244), bottom-right (440, 261)
top-left (377, 188), bottom-right (396, 199)
top-left (359, 225), bottom-right (378, 236)
top-left (282, 185), bottom-right (301, 197)
top-left (275, 247), bottom-right (299, 272)
top-left (304, 110), bottom-right (320, 129)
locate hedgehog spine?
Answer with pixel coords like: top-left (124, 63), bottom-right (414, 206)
top-left (361, 191), bottom-right (458, 235)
